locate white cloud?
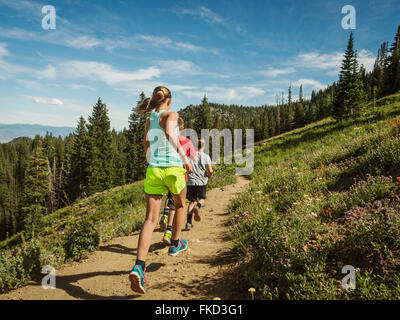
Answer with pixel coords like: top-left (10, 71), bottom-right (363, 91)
top-left (59, 60), bottom-right (161, 86)
top-left (137, 34), bottom-right (216, 54)
top-left (182, 85), bottom-right (265, 103)
top-left (292, 49), bottom-right (375, 73)
top-left (293, 52), bottom-right (343, 70)
top-left (292, 78), bottom-right (327, 91)
top-left (358, 49), bottom-right (376, 72)
top-left (180, 6), bottom-right (226, 25)
top-left (28, 96), bottom-right (64, 105)
top-left (36, 64), bottom-right (56, 79)
top-left (156, 60), bottom-right (201, 76)
top-left (258, 67), bottom-right (296, 78)
top-left (0, 42), bottom-right (8, 57)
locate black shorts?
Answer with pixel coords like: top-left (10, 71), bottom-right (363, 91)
top-left (167, 191), bottom-right (175, 211)
top-left (187, 185), bottom-right (207, 203)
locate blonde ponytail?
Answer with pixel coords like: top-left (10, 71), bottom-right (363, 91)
top-left (136, 86), bottom-right (171, 114)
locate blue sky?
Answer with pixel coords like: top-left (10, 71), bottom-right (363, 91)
top-left (0, 0), bottom-right (399, 130)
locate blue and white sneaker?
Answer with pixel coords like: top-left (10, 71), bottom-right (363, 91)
top-left (168, 239), bottom-right (188, 256)
top-left (129, 264), bottom-right (148, 294)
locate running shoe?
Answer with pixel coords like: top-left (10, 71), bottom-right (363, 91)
top-left (168, 239), bottom-right (188, 256)
top-left (163, 229), bottom-right (172, 244)
top-left (159, 214), bottom-right (169, 231)
top-left (129, 264), bottom-right (148, 294)
top-left (185, 222), bottom-right (194, 230)
top-left (193, 206), bottom-right (201, 222)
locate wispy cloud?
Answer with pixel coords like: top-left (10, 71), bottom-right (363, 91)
top-left (137, 34), bottom-right (218, 54)
top-left (182, 85), bottom-right (265, 104)
top-left (0, 0), bottom-right (71, 25)
top-left (257, 67), bottom-right (296, 78)
top-left (180, 6), bottom-right (226, 25)
top-left (292, 49), bottom-right (375, 74)
top-left (0, 42), bottom-right (8, 57)
top-left (177, 6), bottom-right (246, 37)
top-left (35, 64), bottom-right (56, 79)
top-left (58, 60), bottom-right (161, 86)
top-left (28, 95), bottom-right (63, 105)
top-left (292, 78), bottom-right (327, 91)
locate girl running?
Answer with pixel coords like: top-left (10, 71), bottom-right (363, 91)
top-left (129, 86), bottom-right (193, 294)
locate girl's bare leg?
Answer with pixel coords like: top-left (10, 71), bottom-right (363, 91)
top-left (171, 186), bottom-right (187, 241)
top-left (168, 210), bottom-right (175, 228)
top-left (137, 194), bottom-right (163, 261)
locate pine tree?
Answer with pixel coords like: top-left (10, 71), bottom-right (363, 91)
top-left (333, 32), bottom-right (366, 120)
top-left (194, 95), bottom-right (212, 134)
top-left (126, 92), bottom-right (148, 182)
top-left (299, 85), bottom-right (303, 103)
top-left (68, 116), bottom-right (89, 201)
top-left (294, 102), bottom-right (305, 129)
top-left (21, 136), bottom-right (49, 236)
top-left (387, 26), bottom-right (400, 93)
top-left (87, 98), bottom-right (114, 195)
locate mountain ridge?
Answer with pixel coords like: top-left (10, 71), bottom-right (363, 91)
top-left (0, 123), bottom-right (75, 143)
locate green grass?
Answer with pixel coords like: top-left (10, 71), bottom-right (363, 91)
top-left (230, 92), bottom-right (400, 300)
top-left (0, 163), bottom-right (236, 293)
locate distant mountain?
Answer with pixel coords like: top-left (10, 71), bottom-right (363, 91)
top-left (0, 124), bottom-right (75, 143)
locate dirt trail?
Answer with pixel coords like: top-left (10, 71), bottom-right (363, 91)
top-left (0, 176), bottom-right (250, 300)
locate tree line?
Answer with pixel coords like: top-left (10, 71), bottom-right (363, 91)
top-left (1, 25), bottom-right (400, 242)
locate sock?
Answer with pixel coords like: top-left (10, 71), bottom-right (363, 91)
top-left (167, 225), bottom-right (172, 231)
top-left (171, 239), bottom-right (179, 247)
top-left (135, 259), bottom-right (146, 269)
top-left (187, 213), bottom-right (193, 224)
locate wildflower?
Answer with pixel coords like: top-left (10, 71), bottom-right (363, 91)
top-left (248, 288), bottom-right (256, 300)
top-left (241, 211), bottom-right (249, 216)
top-left (311, 212), bottom-right (318, 217)
top-left (326, 207), bottom-right (332, 214)
top-left (267, 207), bottom-right (272, 212)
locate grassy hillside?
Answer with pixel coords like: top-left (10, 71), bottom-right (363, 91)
top-left (0, 164), bottom-right (236, 293)
top-left (229, 92), bottom-right (400, 300)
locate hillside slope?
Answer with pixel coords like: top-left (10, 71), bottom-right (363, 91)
top-left (229, 92), bottom-right (400, 299)
top-left (0, 176), bottom-right (249, 300)
top-left (0, 164), bottom-right (236, 293)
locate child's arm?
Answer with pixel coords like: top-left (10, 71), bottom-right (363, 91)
top-left (143, 118), bottom-right (150, 161)
top-left (206, 164), bottom-right (213, 178)
top-left (164, 112), bottom-right (193, 173)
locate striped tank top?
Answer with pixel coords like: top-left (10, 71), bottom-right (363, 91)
top-left (147, 110), bottom-right (183, 167)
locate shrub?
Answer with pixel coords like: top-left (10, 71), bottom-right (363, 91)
top-left (0, 240), bottom-right (41, 293)
top-left (63, 219), bottom-right (100, 261)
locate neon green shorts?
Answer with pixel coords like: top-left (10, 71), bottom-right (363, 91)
top-left (144, 166), bottom-right (187, 196)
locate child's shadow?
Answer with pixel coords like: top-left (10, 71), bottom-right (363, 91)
top-left (149, 241), bottom-right (168, 253)
top-left (146, 262), bottom-right (165, 273)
